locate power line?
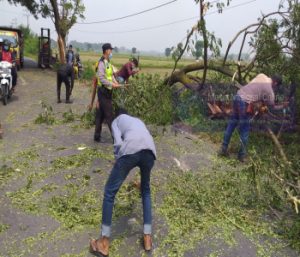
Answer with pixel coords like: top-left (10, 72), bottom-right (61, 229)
top-left (0, 9), bottom-right (25, 15)
top-left (76, 0), bottom-right (178, 25)
top-left (206, 0), bottom-right (256, 16)
top-left (75, 16), bottom-right (198, 34)
top-left (73, 0), bottom-right (256, 34)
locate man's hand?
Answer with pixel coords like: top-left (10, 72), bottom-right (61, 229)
top-left (112, 82), bottom-right (120, 88)
top-left (283, 101), bottom-right (289, 108)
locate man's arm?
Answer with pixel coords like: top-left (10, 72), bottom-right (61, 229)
top-left (112, 119), bottom-right (123, 159)
top-left (265, 89), bottom-right (288, 111)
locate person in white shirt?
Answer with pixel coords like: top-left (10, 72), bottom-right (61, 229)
top-left (90, 108), bottom-right (156, 256)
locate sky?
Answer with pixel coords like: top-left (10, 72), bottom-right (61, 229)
top-left (0, 0), bottom-right (282, 54)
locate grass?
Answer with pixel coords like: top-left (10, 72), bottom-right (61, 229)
top-left (0, 223), bottom-right (9, 233)
top-left (79, 51), bottom-right (195, 72)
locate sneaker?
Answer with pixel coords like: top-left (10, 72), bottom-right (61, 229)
top-left (238, 155), bottom-right (247, 163)
top-left (218, 147), bottom-right (229, 157)
top-left (94, 135), bottom-right (101, 142)
top-left (143, 234), bottom-right (152, 251)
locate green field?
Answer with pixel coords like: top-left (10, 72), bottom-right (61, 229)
top-left (79, 51), bottom-right (195, 75)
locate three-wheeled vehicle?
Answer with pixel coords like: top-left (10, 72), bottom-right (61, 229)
top-left (0, 27), bottom-right (24, 70)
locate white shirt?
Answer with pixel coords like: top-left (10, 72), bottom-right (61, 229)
top-left (111, 114), bottom-right (157, 160)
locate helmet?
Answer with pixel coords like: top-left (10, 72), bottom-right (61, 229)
top-left (3, 39), bottom-right (11, 51)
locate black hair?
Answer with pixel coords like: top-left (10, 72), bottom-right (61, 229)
top-left (271, 74), bottom-right (282, 85)
top-left (132, 57), bottom-right (139, 67)
top-left (115, 107), bottom-right (128, 118)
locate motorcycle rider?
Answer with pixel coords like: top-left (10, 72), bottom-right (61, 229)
top-left (74, 53), bottom-right (83, 79)
top-left (0, 39), bottom-right (17, 91)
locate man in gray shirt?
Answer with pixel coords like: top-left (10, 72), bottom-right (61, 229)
top-left (90, 108), bottom-right (156, 256)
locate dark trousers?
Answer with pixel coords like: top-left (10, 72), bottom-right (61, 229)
top-left (101, 150), bottom-right (155, 237)
top-left (222, 95), bottom-right (250, 157)
top-left (94, 88), bottom-right (113, 139)
top-left (57, 71), bottom-right (70, 101)
top-left (11, 66), bottom-right (17, 87)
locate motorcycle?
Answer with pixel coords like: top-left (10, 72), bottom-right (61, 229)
top-left (0, 61), bottom-right (13, 105)
top-left (73, 53), bottom-right (83, 79)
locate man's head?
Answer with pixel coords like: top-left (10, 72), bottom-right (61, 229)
top-left (102, 43), bottom-right (114, 57)
top-left (271, 74), bottom-right (282, 89)
top-left (115, 107), bottom-right (128, 118)
top-left (3, 40), bottom-right (10, 52)
top-left (69, 44), bottom-right (73, 50)
top-left (131, 57), bottom-right (139, 67)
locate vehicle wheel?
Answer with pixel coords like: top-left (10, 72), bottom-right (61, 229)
top-left (20, 61), bottom-right (24, 68)
top-left (8, 90), bottom-right (12, 99)
top-left (3, 94), bottom-right (7, 105)
top-left (2, 85), bottom-right (8, 105)
top-left (17, 64), bottom-right (20, 71)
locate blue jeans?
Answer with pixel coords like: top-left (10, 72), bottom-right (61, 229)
top-left (101, 150), bottom-right (155, 237)
top-left (222, 95), bottom-right (250, 157)
top-left (116, 76), bottom-right (125, 84)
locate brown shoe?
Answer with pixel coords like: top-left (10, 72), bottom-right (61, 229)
top-left (143, 234), bottom-right (152, 251)
top-left (90, 237), bottom-right (109, 257)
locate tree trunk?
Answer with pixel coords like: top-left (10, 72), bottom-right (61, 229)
top-left (199, 0), bottom-right (208, 86)
top-left (57, 34), bottom-right (66, 64)
top-left (164, 61), bottom-right (241, 89)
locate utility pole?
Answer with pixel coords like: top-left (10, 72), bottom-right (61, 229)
top-left (24, 13), bottom-right (30, 28)
top-left (10, 18), bottom-right (17, 28)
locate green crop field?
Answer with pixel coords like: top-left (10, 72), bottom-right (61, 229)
top-left (79, 51), bottom-right (195, 75)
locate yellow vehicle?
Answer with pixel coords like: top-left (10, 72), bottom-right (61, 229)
top-left (0, 27), bottom-right (24, 70)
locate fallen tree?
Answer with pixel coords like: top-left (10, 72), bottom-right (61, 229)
top-left (165, 0), bottom-right (300, 96)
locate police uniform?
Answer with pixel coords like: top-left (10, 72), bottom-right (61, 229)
top-left (94, 55), bottom-right (115, 141)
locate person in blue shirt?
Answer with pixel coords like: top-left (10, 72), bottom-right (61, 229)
top-left (65, 45), bottom-right (74, 65)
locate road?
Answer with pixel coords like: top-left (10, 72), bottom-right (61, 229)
top-left (0, 58), bottom-right (299, 257)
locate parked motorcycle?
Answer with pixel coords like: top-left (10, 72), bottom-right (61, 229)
top-left (0, 61), bottom-right (13, 105)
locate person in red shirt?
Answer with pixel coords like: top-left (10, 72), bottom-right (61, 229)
top-left (0, 40), bottom-right (17, 89)
top-left (115, 57), bottom-right (139, 84)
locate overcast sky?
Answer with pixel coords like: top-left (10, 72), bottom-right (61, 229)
top-left (0, 0), bottom-right (282, 53)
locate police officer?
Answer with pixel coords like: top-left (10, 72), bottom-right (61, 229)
top-left (0, 40), bottom-right (17, 90)
top-left (94, 43), bottom-right (120, 142)
top-left (56, 63), bottom-right (74, 103)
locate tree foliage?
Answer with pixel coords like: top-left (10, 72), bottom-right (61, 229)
top-left (193, 40), bottom-right (204, 59)
top-left (132, 47), bottom-right (137, 54)
top-left (165, 47), bottom-right (172, 57)
top-left (8, 0), bottom-right (85, 63)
